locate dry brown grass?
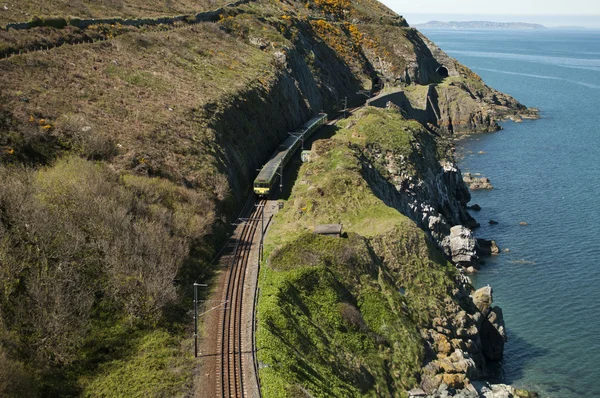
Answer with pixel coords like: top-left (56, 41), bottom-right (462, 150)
top-left (0, 0), bottom-right (230, 26)
top-left (0, 21), bottom-right (275, 185)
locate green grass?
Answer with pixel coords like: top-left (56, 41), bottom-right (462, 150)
top-left (82, 330), bottom-right (193, 397)
top-left (257, 234), bottom-right (423, 397)
top-left (337, 107), bottom-right (425, 157)
top-left (265, 139), bottom-right (406, 245)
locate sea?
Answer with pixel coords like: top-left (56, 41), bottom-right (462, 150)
top-left (419, 28), bottom-right (600, 397)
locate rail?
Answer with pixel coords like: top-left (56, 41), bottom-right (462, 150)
top-left (219, 197), bottom-right (265, 398)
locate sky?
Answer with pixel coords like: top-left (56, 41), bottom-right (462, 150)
top-left (379, 0), bottom-right (600, 27)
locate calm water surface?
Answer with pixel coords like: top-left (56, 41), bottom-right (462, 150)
top-left (420, 28), bottom-right (600, 397)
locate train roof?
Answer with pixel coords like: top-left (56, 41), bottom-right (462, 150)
top-left (255, 134), bottom-right (298, 182)
top-left (255, 113), bottom-right (327, 183)
top-left (300, 113), bottom-right (327, 130)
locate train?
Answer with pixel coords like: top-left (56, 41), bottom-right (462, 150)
top-left (253, 113), bottom-right (328, 196)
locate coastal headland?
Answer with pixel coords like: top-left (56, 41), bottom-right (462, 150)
top-left (0, 0), bottom-right (538, 396)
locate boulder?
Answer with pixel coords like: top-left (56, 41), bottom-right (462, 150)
top-left (477, 239), bottom-right (500, 256)
top-left (467, 203), bottom-right (481, 211)
top-left (441, 373), bottom-right (466, 389)
top-left (472, 286), bottom-right (493, 316)
top-left (449, 226), bottom-right (478, 266)
top-left (469, 177), bottom-right (493, 190)
top-left (514, 388), bottom-right (539, 398)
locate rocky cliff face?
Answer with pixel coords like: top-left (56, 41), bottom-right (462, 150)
top-left (418, 282), bottom-right (508, 394)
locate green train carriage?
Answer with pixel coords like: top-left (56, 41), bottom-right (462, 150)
top-left (254, 113), bottom-right (327, 196)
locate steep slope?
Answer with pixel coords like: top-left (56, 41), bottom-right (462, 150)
top-left (0, 0), bottom-right (535, 396)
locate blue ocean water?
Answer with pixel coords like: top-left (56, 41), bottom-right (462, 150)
top-left (420, 29), bottom-right (600, 397)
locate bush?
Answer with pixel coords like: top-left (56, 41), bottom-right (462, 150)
top-left (0, 156), bottom-right (215, 389)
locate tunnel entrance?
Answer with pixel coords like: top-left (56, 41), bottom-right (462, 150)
top-left (436, 66), bottom-right (449, 78)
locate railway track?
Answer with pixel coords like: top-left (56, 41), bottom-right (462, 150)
top-left (218, 197), bottom-right (265, 398)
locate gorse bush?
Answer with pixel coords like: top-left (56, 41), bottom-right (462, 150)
top-left (310, 0), bottom-right (352, 18)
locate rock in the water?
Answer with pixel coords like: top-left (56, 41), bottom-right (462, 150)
top-left (519, 221), bottom-right (528, 226)
top-left (471, 287), bottom-right (506, 361)
top-left (463, 174), bottom-right (493, 190)
top-left (481, 307), bottom-right (506, 360)
top-left (449, 226), bottom-right (478, 266)
top-left (469, 178), bottom-right (493, 190)
top-left (490, 242), bottom-right (500, 255)
top-left (467, 203), bottom-right (481, 211)
top-left (472, 286), bottom-right (493, 316)
top-left (476, 238), bottom-right (500, 256)
top-left (514, 388), bottom-right (540, 398)
top-left (488, 219), bottom-right (498, 225)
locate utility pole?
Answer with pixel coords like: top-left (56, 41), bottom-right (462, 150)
top-left (193, 283), bottom-right (207, 358)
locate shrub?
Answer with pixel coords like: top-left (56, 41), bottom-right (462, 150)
top-left (0, 156), bottom-right (214, 383)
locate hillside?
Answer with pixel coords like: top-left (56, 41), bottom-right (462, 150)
top-left (0, 0), bottom-right (536, 396)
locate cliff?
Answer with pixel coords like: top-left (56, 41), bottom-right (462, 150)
top-left (0, 0), bottom-right (536, 396)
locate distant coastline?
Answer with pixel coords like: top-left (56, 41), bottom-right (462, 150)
top-left (414, 20), bottom-right (547, 29)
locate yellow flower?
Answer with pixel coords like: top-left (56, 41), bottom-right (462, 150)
top-left (6, 148), bottom-right (14, 155)
top-left (39, 119), bottom-right (46, 125)
top-left (42, 124), bottom-right (52, 130)
top-left (29, 115), bottom-right (35, 123)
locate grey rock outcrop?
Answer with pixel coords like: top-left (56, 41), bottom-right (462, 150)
top-left (359, 138), bottom-right (482, 269)
top-left (450, 226), bottom-right (478, 266)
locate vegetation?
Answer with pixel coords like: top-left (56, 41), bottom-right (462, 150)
top-left (0, 157), bottom-right (216, 395)
top-left (256, 118), bottom-right (457, 396)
